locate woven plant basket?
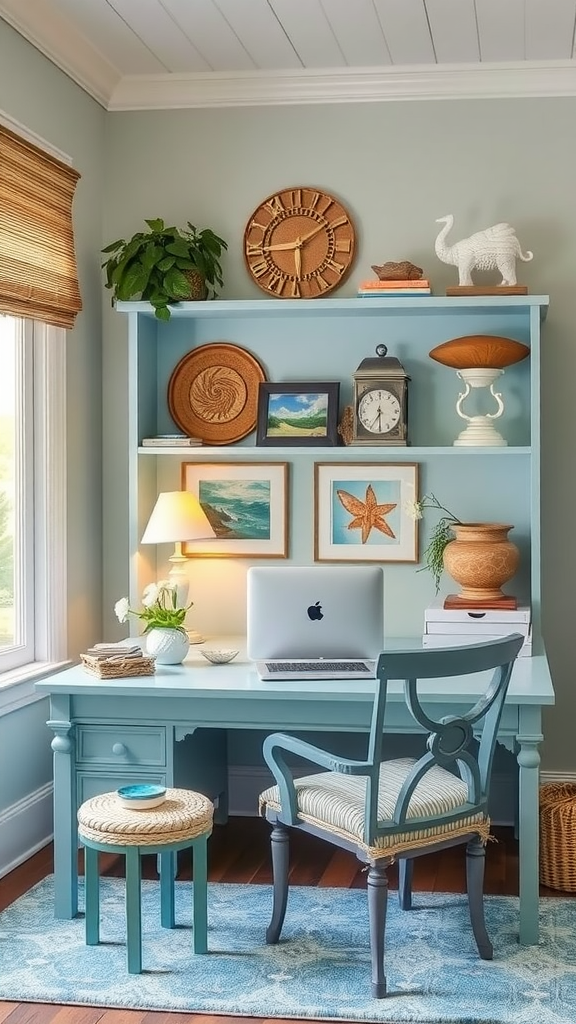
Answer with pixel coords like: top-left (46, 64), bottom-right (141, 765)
top-left (539, 782), bottom-right (576, 891)
top-left (80, 654), bottom-right (156, 679)
top-left (183, 269), bottom-right (207, 300)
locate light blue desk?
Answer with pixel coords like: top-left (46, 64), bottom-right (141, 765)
top-left (36, 638), bottom-right (555, 944)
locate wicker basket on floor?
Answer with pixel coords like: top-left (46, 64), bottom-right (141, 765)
top-left (80, 653), bottom-right (156, 679)
top-left (539, 782), bottom-right (576, 891)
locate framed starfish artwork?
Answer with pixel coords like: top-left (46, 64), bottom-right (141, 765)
top-left (314, 462), bottom-right (419, 562)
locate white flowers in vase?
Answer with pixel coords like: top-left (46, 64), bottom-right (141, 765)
top-left (114, 580), bottom-right (191, 633)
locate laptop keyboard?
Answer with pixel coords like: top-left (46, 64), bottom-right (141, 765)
top-left (265, 660), bottom-right (370, 673)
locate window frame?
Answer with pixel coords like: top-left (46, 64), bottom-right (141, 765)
top-left (0, 319), bottom-right (68, 714)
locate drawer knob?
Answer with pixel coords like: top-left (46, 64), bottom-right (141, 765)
top-left (112, 742), bottom-right (128, 756)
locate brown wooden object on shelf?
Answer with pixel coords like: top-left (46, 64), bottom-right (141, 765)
top-left (371, 261), bottom-right (423, 280)
top-left (443, 594), bottom-right (518, 610)
top-left (168, 342), bottom-right (266, 445)
top-left (429, 334), bottom-right (530, 369)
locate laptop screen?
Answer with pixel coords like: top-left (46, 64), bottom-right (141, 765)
top-left (247, 565), bottom-right (384, 662)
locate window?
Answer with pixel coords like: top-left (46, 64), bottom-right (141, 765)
top-left (0, 313), bottom-right (67, 708)
top-left (0, 113), bottom-right (74, 710)
top-left (0, 315), bottom-right (33, 670)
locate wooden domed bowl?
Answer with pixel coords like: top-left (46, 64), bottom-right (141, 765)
top-left (429, 335), bottom-right (530, 369)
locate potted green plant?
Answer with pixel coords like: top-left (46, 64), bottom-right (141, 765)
top-left (101, 218), bottom-right (228, 321)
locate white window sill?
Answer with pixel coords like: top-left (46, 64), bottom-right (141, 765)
top-left (0, 660), bottom-right (72, 715)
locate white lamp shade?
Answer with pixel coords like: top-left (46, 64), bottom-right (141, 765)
top-left (141, 491), bottom-right (216, 544)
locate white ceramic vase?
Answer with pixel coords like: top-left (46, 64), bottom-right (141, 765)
top-left (145, 626), bottom-right (190, 665)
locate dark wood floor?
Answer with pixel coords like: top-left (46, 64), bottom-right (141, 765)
top-left (1, 816), bottom-right (573, 1024)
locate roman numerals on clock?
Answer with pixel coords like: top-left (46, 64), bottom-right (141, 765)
top-left (243, 186), bottom-right (356, 299)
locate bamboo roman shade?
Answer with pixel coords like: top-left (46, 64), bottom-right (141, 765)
top-left (0, 123), bottom-right (82, 328)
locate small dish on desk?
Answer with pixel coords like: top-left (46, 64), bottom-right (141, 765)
top-left (200, 649), bottom-right (239, 664)
top-left (116, 784), bottom-right (167, 810)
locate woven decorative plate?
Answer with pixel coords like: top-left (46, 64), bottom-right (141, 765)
top-left (168, 342), bottom-right (267, 445)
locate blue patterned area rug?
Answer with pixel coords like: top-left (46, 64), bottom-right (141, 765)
top-left (0, 877), bottom-right (575, 1023)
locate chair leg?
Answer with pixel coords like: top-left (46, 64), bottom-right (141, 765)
top-left (192, 836), bottom-right (208, 954)
top-left (125, 847), bottom-right (143, 974)
top-left (466, 835), bottom-right (493, 960)
top-left (398, 858), bottom-right (413, 910)
top-left (83, 845), bottom-right (100, 945)
top-left (160, 850), bottom-right (175, 929)
top-left (367, 861), bottom-right (388, 998)
top-left (266, 823), bottom-right (290, 944)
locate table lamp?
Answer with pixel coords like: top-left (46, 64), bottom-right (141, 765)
top-left (141, 490), bottom-right (216, 643)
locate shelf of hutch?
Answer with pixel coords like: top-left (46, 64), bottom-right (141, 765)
top-left (138, 445), bottom-right (532, 457)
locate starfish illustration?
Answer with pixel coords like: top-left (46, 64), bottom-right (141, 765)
top-left (336, 484), bottom-right (397, 544)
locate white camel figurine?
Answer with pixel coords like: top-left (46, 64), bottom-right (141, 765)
top-left (434, 214), bottom-right (533, 287)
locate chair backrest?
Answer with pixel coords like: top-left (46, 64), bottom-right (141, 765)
top-left (363, 634), bottom-right (524, 845)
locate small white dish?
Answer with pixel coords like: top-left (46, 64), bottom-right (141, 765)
top-left (200, 649), bottom-right (239, 664)
top-left (116, 783), bottom-right (167, 810)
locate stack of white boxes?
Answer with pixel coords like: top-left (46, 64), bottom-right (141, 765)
top-left (423, 595), bottom-right (532, 657)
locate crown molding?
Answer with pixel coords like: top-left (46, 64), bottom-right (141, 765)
top-left (109, 61), bottom-right (576, 111)
top-left (0, 0), bottom-right (120, 108)
top-left (3, 1), bottom-right (576, 111)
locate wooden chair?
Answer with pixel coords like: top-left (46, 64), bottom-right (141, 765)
top-left (259, 634), bottom-right (524, 998)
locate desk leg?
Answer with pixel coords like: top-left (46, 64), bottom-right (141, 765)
top-left (516, 705), bottom-right (543, 946)
top-left (48, 711), bottom-right (77, 919)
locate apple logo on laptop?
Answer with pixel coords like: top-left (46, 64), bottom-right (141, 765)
top-left (307, 601), bottom-right (323, 621)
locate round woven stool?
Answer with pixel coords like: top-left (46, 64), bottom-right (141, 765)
top-left (77, 788), bottom-right (213, 973)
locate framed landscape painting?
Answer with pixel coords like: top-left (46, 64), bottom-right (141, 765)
top-left (256, 381), bottom-right (340, 446)
top-left (182, 462), bottom-right (288, 557)
top-left (314, 462), bottom-right (419, 563)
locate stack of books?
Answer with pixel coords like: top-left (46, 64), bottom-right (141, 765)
top-left (84, 642), bottom-right (144, 661)
top-left (141, 434), bottom-right (203, 447)
top-left (357, 278), bottom-right (432, 297)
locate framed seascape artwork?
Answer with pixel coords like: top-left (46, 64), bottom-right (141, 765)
top-left (256, 381), bottom-right (340, 447)
top-left (181, 462), bottom-right (288, 558)
top-left (314, 462), bottom-right (419, 563)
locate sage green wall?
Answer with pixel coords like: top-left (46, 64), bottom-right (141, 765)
top-left (0, 20), bottom-right (105, 818)
top-left (103, 101), bottom-right (572, 773)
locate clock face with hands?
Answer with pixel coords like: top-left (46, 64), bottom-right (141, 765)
top-left (357, 388), bottom-right (401, 435)
top-left (243, 186), bottom-right (356, 298)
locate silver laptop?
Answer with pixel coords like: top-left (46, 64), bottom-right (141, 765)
top-left (247, 565), bottom-right (384, 680)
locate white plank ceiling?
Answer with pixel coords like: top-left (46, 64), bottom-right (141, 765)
top-left (1, 0), bottom-right (576, 109)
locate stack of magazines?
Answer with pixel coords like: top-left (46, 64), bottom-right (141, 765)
top-left (84, 641), bottom-right (143, 661)
top-left (357, 278), bottom-right (431, 297)
top-left (141, 434), bottom-right (203, 446)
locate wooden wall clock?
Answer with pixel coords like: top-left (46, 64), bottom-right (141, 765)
top-left (243, 186), bottom-right (356, 298)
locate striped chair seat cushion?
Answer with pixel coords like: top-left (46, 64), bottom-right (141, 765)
top-left (259, 756), bottom-right (488, 859)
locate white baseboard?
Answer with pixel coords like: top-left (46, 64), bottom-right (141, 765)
top-left (0, 782), bottom-right (53, 878)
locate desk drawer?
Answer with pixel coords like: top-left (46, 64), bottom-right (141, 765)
top-left (77, 770), bottom-right (166, 806)
top-left (76, 725), bottom-right (166, 767)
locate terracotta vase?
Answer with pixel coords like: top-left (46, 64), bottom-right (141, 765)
top-left (442, 523), bottom-right (519, 602)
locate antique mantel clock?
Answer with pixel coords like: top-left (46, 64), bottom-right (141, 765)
top-left (352, 344), bottom-right (410, 446)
